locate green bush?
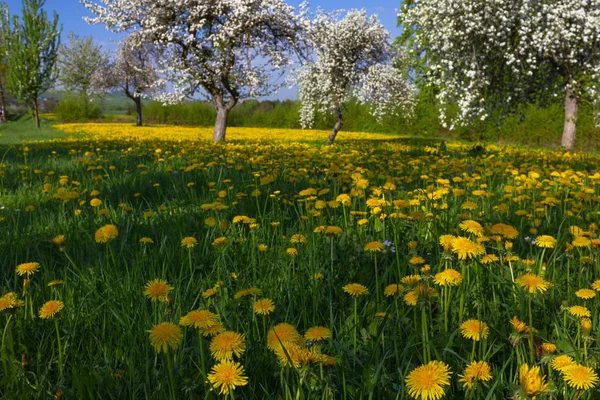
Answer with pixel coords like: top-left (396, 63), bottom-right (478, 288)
top-left (55, 93), bottom-right (103, 122)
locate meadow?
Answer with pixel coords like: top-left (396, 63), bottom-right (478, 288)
top-left (2, 122), bottom-right (600, 399)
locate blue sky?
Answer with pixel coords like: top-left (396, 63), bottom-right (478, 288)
top-left (4, 0), bottom-right (402, 99)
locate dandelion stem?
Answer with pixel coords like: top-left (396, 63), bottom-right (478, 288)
top-left (55, 319), bottom-right (63, 379)
top-left (166, 352), bottom-right (177, 399)
top-left (528, 295), bottom-right (534, 364)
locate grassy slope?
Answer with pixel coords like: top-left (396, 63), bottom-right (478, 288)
top-left (0, 115), bottom-right (68, 145)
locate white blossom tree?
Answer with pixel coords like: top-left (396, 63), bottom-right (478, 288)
top-left (401, 0), bottom-right (600, 151)
top-left (95, 36), bottom-right (161, 126)
top-left (81, 0), bottom-right (307, 142)
top-left (296, 9), bottom-right (414, 144)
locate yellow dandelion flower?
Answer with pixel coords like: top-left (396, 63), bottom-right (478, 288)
top-left (181, 236), bottom-right (197, 248)
top-left (286, 247), bottom-right (298, 256)
top-left (569, 305), bottom-right (591, 318)
top-left (207, 360), bottom-right (248, 395)
top-left (143, 279), bottom-right (173, 302)
top-left (0, 292), bottom-right (24, 312)
top-left (324, 226), bottom-right (344, 235)
top-left (234, 287), bottom-right (262, 299)
top-left (575, 288), bottom-right (596, 300)
top-left (384, 284), bottom-right (404, 296)
top-left (515, 273), bottom-right (550, 294)
top-left (535, 235), bottom-right (556, 248)
top-left (267, 323), bottom-right (302, 350)
top-left (519, 364), bottom-right (549, 397)
top-left (95, 224), bottom-right (119, 243)
top-left (52, 235), bottom-right (66, 246)
top-left (572, 236), bottom-right (591, 248)
top-left (480, 254), bottom-right (499, 264)
top-left (450, 237), bottom-right (485, 260)
top-left (139, 237), bottom-right (154, 244)
top-left (211, 237), bottom-right (227, 247)
top-left (562, 364), bottom-right (599, 390)
top-left (542, 343), bottom-right (556, 354)
top-left (209, 331), bottom-right (246, 361)
top-left (459, 220), bottom-right (484, 237)
top-left (290, 234), bottom-right (306, 244)
top-left (200, 321), bottom-right (226, 337)
top-left (39, 300), bottom-right (64, 319)
top-left (304, 326), bottom-right (332, 342)
top-left (433, 269), bottom-right (463, 286)
top-left (551, 355), bottom-right (575, 372)
top-left (439, 235), bottom-right (455, 251)
top-left (458, 360), bottom-right (493, 390)
top-left (254, 298), bottom-right (275, 315)
top-left (409, 256), bottom-right (426, 265)
top-left (147, 322), bottom-right (182, 353)
top-left (179, 310), bottom-right (219, 329)
top-left (405, 360), bottom-right (452, 400)
top-left (403, 290), bottom-right (419, 306)
top-left (202, 288), bottom-right (218, 298)
top-left (401, 275), bottom-right (422, 286)
top-left (581, 318), bottom-right (592, 334)
top-left (90, 198), bottom-right (102, 207)
top-left (343, 283), bottom-right (369, 297)
top-left (16, 262), bottom-right (40, 277)
top-left (364, 241), bottom-right (385, 252)
top-left (460, 319), bottom-right (489, 341)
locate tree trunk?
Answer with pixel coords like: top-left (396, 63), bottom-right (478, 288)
top-left (134, 96), bottom-right (143, 127)
top-left (326, 105), bottom-right (343, 145)
top-left (561, 87), bottom-right (578, 152)
top-left (213, 106), bottom-right (229, 142)
top-left (33, 99), bottom-right (40, 129)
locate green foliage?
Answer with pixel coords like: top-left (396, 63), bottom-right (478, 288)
top-left (54, 93), bottom-right (103, 122)
top-left (0, 114), bottom-right (64, 144)
top-left (5, 0), bottom-right (60, 126)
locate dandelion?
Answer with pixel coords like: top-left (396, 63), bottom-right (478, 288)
top-left (143, 279), bottom-right (173, 302)
top-left (364, 241), bottom-right (385, 252)
top-left (286, 247), bottom-right (298, 256)
top-left (515, 273), bottom-right (551, 294)
top-left (460, 319), bottom-right (489, 341)
top-left (409, 256), bottom-right (426, 265)
top-left (304, 326), bottom-right (332, 342)
top-left (15, 262), bottom-right (40, 277)
top-left (200, 321), bottom-right (226, 337)
top-left (181, 236), bottom-right (197, 248)
top-left (209, 331), bottom-right (246, 361)
top-left (147, 322), bottom-right (182, 353)
top-left (39, 300), bottom-right (64, 319)
top-left (90, 198), bottom-right (102, 207)
top-left (254, 298), bottom-right (275, 315)
top-left (439, 235), bottom-right (455, 251)
top-left (450, 237), bottom-right (485, 260)
top-left (207, 360), bottom-right (248, 395)
top-left (0, 292), bottom-right (24, 311)
top-left (384, 284), bottom-right (404, 296)
top-left (535, 235), bottom-right (556, 248)
top-left (541, 343), bottom-right (556, 354)
top-left (234, 287), bottom-right (262, 299)
top-left (402, 275), bottom-right (422, 286)
top-left (267, 323), bottom-right (302, 350)
top-left (575, 288), bottom-right (596, 300)
top-left (572, 236), bottom-right (591, 247)
top-left (519, 364), bottom-right (548, 397)
top-left (211, 237), bottom-right (227, 247)
top-left (139, 237), bottom-right (154, 244)
top-left (562, 364), bottom-right (599, 390)
top-left (433, 269), bottom-right (463, 286)
top-left (459, 220), bottom-right (484, 237)
top-left (551, 355), bottom-right (575, 372)
top-left (52, 235), bottom-right (65, 246)
top-left (290, 234), bottom-right (306, 244)
top-left (343, 283), bottom-right (369, 297)
top-left (95, 224), bottom-right (118, 243)
top-left (458, 361), bottom-right (493, 390)
top-left (179, 310), bottom-right (219, 329)
top-left (324, 226), bottom-right (343, 235)
top-left (403, 290), bottom-right (419, 306)
top-left (405, 360), bottom-right (452, 400)
top-left (569, 305), bottom-right (591, 318)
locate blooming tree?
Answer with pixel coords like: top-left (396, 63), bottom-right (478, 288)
top-left (81, 0), bottom-right (307, 142)
top-left (297, 9), bottom-right (414, 144)
top-left (96, 36), bottom-right (161, 126)
top-left (401, 0), bottom-right (600, 151)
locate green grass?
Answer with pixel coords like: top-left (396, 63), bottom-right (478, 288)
top-left (2, 127), bottom-right (600, 399)
top-left (0, 115), bottom-right (68, 145)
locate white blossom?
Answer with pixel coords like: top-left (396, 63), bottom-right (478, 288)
top-left (295, 9), bottom-right (414, 142)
